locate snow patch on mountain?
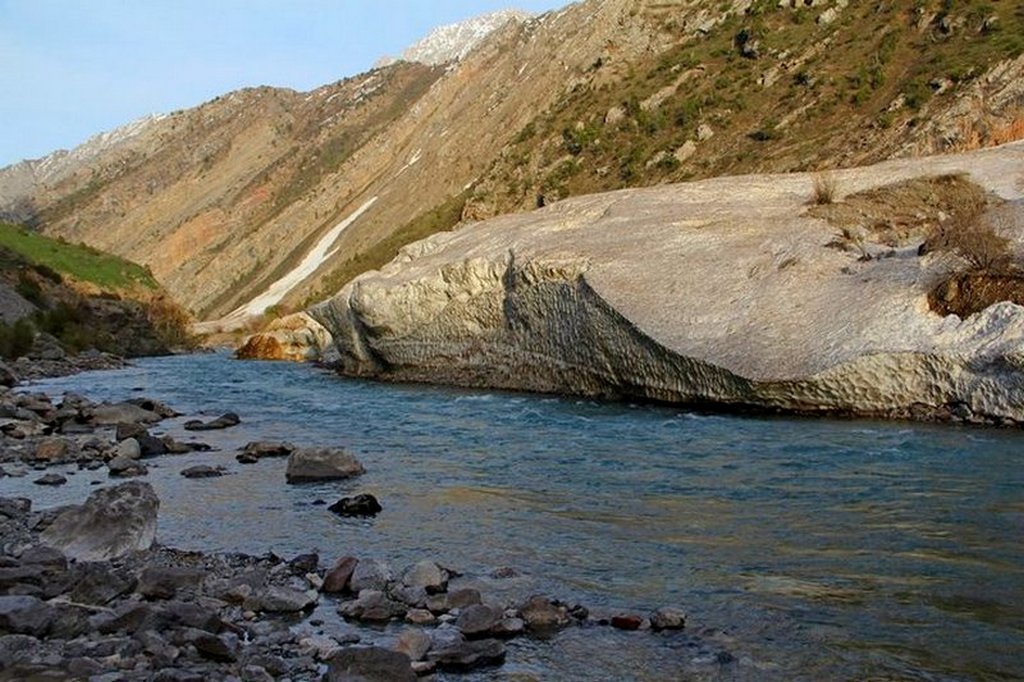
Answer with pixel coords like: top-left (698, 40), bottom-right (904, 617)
top-left (377, 9), bottom-right (532, 67)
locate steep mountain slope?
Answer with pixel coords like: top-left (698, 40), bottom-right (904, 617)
top-left (1, 0), bottom-right (1022, 325)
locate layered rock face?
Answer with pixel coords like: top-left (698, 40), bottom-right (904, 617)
top-left (313, 143), bottom-right (1024, 422)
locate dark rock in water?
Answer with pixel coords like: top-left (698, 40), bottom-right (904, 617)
top-left (184, 412), bottom-right (240, 431)
top-left (240, 441), bottom-right (295, 459)
top-left (137, 433), bottom-right (169, 457)
top-left (33, 473), bottom-right (67, 486)
top-left (325, 646), bottom-right (416, 682)
top-left (323, 556), bottom-right (359, 594)
top-left (0, 595), bottom-right (55, 636)
top-left (180, 465), bottom-right (226, 479)
top-left (40, 481), bottom-right (158, 561)
top-left (338, 590), bottom-right (406, 623)
top-left (611, 614), bottom-right (644, 631)
top-left (490, 566), bottom-right (519, 579)
top-left (115, 422), bottom-right (148, 442)
top-left (518, 595), bottom-right (571, 632)
top-left (286, 448), bottom-right (365, 483)
top-left (428, 637), bottom-right (507, 672)
top-left (236, 451), bottom-right (259, 464)
top-left (89, 402), bottom-right (162, 425)
top-left (107, 455), bottom-right (148, 478)
top-left (455, 604), bottom-right (503, 638)
top-left (289, 552), bottom-right (319, 574)
top-left (126, 398), bottom-right (180, 418)
top-left (650, 606), bottom-right (686, 631)
top-left (329, 494), bottom-right (382, 517)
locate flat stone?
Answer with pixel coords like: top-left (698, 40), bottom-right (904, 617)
top-left (257, 585), bottom-right (317, 613)
top-left (137, 566), bottom-right (206, 600)
top-left (611, 614), bottom-right (644, 630)
top-left (325, 646), bottom-right (416, 682)
top-left (33, 474), bottom-right (67, 486)
top-left (286, 448), bottom-right (365, 483)
top-left (180, 465), bottom-right (226, 479)
top-left (0, 595), bottom-right (54, 636)
top-left (183, 412), bottom-right (240, 431)
top-left (428, 637), bottom-right (506, 671)
top-left (455, 604), bottom-right (503, 638)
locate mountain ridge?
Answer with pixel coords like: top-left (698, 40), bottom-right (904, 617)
top-left (1, 0), bottom-right (1021, 325)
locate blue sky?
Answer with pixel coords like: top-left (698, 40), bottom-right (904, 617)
top-left (0, 0), bottom-right (565, 167)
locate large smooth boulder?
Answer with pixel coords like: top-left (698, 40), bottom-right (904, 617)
top-left (88, 402), bottom-right (162, 425)
top-left (40, 482), bottom-right (159, 562)
top-left (285, 448), bottom-right (365, 483)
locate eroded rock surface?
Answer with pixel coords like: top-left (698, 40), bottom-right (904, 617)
top-left (40, 482), bottom-right (158, 561)
top-left (313, 144), bottom-right (1024, 423)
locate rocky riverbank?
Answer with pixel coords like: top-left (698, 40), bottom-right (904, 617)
top-left (1, 389), bottom-right (713, 681)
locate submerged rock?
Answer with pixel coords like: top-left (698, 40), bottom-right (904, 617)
top-left (180, 465), bottom-right (226, 479)
top-left (328, 494), bottom-right (382, 517)
top-left (183, 413), bottom-right (240, 431)
top-left (40, 481), bottom-right (158, 561)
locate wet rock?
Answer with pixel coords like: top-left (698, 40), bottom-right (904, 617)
top-left (611, 614), bottom-right (645, 630)
top-left (107, 455), bottom-right (148, 478)
top-left (137, 566), bottom-right (206, 600)
top-left (325, 646), bottom-right (416, 682)
top-left (489, 566), bottom-right (518, 579)
top-left (391, 585), bottom-right (428, 608)
top-left (286, 448), bottom-right (365, 483)
top-left (185, 629), bottom-right (238, 662)
top-left (184, 412), bottom-right (240, 431)
top-left (456, 603), bottom-right (503, 638)
top-left (240, 441), bottom-right (295, 459)
top-left (323, 556), bottom-right (358, 594)
top-left (401, 560), bottom-right (448, 593)
top-left (89, 402), bottom-right (162, 425)
top-left (32, 473), bottom-right (67, 486)
top-left (650, 606), bottom-right (686, 631)
top-left (518, 595), bottom-right (571, 632)
top-left (257, 585), bottom-right (317, 613)
top-left (349, 559), bottom-right (393, 593)
top-left (40, 481), bottom-right (158, 561)
top-left (299, 633), bottom-right (351, 661)
top-left (137, 433), bottom-right (169, 456)
top-left (236, 451), bottom-right (259, 464)
top-left (289, 552), bottom-right (319, 574)
top-left (328, 493), bottom-right (381, 517)
top-left (0, 361), bottom-right (18, 388)
top-left (427, 587), bottom-right (481, 615)
top-left (0, 595), bottom-right (54, 636)
top-left (127, 398), bottom-right (179, 418)
top-left (428, 637), bottom-right (506, 671)
top-left (338, 589), bottom-right (406, 623)
top-left (181, 465), bottom-right (226, 479)
top-left (395, 627), bottom-right (431, 661)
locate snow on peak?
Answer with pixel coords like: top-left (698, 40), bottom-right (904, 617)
top-left (378, 9), bottom-right (532, 67)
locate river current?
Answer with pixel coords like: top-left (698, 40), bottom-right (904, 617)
top-left (3, 353), bottom-right (1022, 681)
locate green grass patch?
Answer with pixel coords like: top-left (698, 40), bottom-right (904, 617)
top-left (0, 222), bottom-right (158, 291)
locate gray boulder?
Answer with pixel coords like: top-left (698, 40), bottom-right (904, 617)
top-left (0, 595), bottom-right (54, 636)
top-left (89, 402), bottom-right (162, 425)
top-left (40, 481), bottom-right (159, 561)
top-left (325, 646), bottom-right (416, 682)
top-left (285, 448), bottom-right (365, 483)
top-left (400, 560), bottom-right (448, 593)
top-left (650, 606), bottom-right (687, 630)
top-left (349, 559), bottom-right (393, 593)
top-left (257, 585), bottom-right (317, 613)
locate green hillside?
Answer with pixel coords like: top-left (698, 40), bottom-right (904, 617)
top-left (0, 222), bottom-right (158, 292)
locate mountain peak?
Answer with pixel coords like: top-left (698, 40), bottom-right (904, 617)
top-left (378, 9), bottom-right (533, 68)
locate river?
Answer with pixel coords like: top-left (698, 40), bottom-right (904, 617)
top-left (3, 352), bottom-right (1022, 681)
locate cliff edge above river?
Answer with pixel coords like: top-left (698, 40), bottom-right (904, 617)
top-left (310, 143), bottom-right (1024, 423)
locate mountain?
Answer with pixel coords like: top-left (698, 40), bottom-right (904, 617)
top-left (376, 9), bottom-right (532, 67)
top-left (1, 0), bottom-right (1022, 326)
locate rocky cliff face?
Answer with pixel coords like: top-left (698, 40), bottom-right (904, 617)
top-left (1, 0), bottom-right (1021, 325)
top-left (312, 142), bottom-right (1024, 423)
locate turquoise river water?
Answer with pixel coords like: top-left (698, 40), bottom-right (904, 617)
top-left (2, 353), bottom-right (1022, 681)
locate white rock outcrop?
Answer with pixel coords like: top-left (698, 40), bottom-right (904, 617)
top-left (312, 143), bottom-right (1024, 423)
